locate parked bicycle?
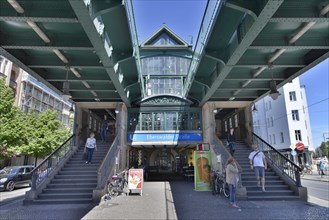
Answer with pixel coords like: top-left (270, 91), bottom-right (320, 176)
top-left (300, 165), bottom-right (313, 177)
top-left (104, 170), bottom-right (128, 200)
top-left (212, 170), bottom-right (229, 198)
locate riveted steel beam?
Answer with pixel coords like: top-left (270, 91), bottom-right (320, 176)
top-left (69, 0), bottom-right (131, 107)
top-left (269, 17), bottom-right (329, 22)
top-left (199, 0), bottom-right (284, 106)
top-left (0, 16), bottom-right (78, 23)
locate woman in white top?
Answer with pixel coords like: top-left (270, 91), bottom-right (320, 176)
top-left (226, 156), bottom-right (240, 209)
top-left (85, 132), bottom-right (97, 164)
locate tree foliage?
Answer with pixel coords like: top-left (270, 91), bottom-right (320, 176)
top-left (319, 141), bottom-right (329, 158)
top-left (0, 79), bottom-right (26, 158)
top-left (0, 78), bottom-right (71, 160)
top-left (17, 110), bottom-right (70, 160)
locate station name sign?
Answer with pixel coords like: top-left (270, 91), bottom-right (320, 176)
top-left (127, 133), bottom-right (202, 142)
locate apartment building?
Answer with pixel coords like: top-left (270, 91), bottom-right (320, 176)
top-left (252, 77), bottom-right (314, 166)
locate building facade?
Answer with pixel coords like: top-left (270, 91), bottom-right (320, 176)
top-left (252, 78), bottom-right (314, 166)
top-left (0, 55), bottom-right (73, 128)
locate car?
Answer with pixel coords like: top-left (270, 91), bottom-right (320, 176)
top-left (0, 165), bottom-right (34, 191)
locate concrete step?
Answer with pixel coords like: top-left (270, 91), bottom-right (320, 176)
top-left (38, 193), bottom-right (92, 200)
top-left (245, 185), bottom-right (290, 191)
top-left (43, 188), bottom-right (93, 194)
top-left (241, 176), bottom-right (280, 181)
top-left (58, 170), bottom-right (97, 175)
top-left (247, 195), bottom-right (301, 201)
top-left (47, 183), bottom-right (97, 188)
top-left (51, 178), bottom-right (96, 184)
top-left (30, 198), bottom-right (93, 204)
top-left (247, 190), bottom-right (295, 197)
top-left (54, 174), bottom-right (97, 179)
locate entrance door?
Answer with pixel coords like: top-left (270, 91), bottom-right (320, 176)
top-left (156, 149), bottom-right (173, 173)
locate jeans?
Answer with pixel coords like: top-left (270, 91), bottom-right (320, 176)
top-left (229, 184), bottom-right (236, 204)
top-left (228, 142), bottom-right (235, 156)
top-left (86, 147), bottom-right (95, 163)
top-left (101, 128), bottom-right (107, 142)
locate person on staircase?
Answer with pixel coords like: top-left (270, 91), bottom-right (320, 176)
top-left (100, 115), bottom-right (109, 143)
top-left (85, 132), bottom-right (97, 164)
top-left (248, 144), bottom-right (267, 192)
top-left (227, 128), bottom-right (236, 156)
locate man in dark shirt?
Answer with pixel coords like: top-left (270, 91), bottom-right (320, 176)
top-left (101, 115), bottom-right (109, 143)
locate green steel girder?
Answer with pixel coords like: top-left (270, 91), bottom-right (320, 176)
top-left (0, 16), bottom-right (78, 23)
top-left (68, 0), bottom-right (133, 106)
top-left (0, 47), bottom-right (63, 95)
top-left (197, 0), bottom-right (284, 105)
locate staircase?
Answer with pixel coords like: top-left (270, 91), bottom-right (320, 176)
top-left (230, 140), bottom-right (300, 201)
top-left (31, 142), bottom-right (110, 204)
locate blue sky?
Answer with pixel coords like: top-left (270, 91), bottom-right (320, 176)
top-left (132, 1), bottom-right (329, 148)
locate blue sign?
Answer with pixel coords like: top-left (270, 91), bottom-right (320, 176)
top-left (127, 133), bottom-right (202, 142)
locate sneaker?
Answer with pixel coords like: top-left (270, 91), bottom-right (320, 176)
top-left (85, 161), bottom-right (88, 164)
top-left (262, 188), bottom-right (266, 192)
top-left (231, 204), bottom-right (240, 209)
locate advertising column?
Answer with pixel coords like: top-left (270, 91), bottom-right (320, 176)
top-left (194, 150), bottom-right (212, 191)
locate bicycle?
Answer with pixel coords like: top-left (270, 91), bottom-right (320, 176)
top-left (300, 166), bottom-right (313, 177)
top-left (212, 170), bottom-right (229, 198)
top-left (104, 170), bottom-right (128, 200)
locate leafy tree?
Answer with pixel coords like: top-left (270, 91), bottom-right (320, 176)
top-left (319, 141), bottom-right (329, 158)
top-left (0, 79), bottom-right (26, 159)
top-left (17, 110), bottom-right (70, 165)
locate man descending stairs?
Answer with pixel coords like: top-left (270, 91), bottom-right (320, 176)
top-left (229, 140), bottom-right (300, 201)
top-left (31, 142), bottom-right (110, 204)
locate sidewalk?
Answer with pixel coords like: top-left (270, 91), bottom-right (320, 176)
top-left (1, 180), bottom-right (328, 220)
top-left (301, 173), bottom-right (329, 182)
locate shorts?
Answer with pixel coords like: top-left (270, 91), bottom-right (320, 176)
top-left (254, 166), bottom-right (265, 178)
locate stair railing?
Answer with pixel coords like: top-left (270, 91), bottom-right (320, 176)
top-left (252, 132), bottom-right (302, 186)
top-left (30, 134), bottom-right (75, 190)
top-left (96, 135), bottom-right (120, 190)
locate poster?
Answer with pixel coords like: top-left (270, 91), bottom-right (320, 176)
top-left (194, 151), bottom-right (212, 191)
top-left (128, 169), bottom-right (143, 190)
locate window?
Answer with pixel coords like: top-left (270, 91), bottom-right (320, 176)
top-left (289, 91), bottom-right (297, 101)
top-left (234, 114), bottom-right (238, 128)
top-left (280, 132), bottom-right (284, 143)
top-left (224, 121), bottom-right (228, 132)
top-left (295, 130), bottom-right (302, 141)
top-left (270, 117), bottom-right (274, 127)
top-left (266, 118), bottom-right (270, 128)
top-left (268, 101), bottom-right (271, 110)
top-left (269, 135), bottom-right (272, 144)
top-left (229, 118), bottom-right (232, 129)
top-left (273, 134), bottom-right (276, 144)
top-left (292, 110), bottom-right (299, 121)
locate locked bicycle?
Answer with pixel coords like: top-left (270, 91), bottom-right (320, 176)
top-left (104, 170), bottom-right (128, 200)
top-left (212, 170), bottom-right (229, 198)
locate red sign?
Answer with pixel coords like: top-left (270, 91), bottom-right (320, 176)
top-left (128, 169), bottom-right (143, 190)
top-left (295, 142), bottom-right (305, 151)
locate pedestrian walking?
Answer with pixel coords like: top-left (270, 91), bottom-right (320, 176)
top-left (319, 160), bottom-right (325, 177)
top-left (85, 132), bottom-right (97, 164)
top-left (248, 144), bottom-right (267, 192)
top-left (100, 115), bottom-right (109, 143)
top-left (227, 128), bottom-right (236, 156)
top-left (225, 156), bottom-right (240, 209)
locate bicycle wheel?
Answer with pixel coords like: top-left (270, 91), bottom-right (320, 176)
top-left (222, 182), bottom-right (230, 198)
top-left (307, 169), bottom-right (313, 175)
top-left (108, 183), bottom-right (119, 197)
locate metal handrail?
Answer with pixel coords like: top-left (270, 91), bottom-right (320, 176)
top-left (30, 134), bottom-right (75, 190)
top-left (30, 125), bottom-right (88, 190)
top-left (97, 135), bottom-right (120, 189)
top-left (252, 132), bottom-right (302, 186)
